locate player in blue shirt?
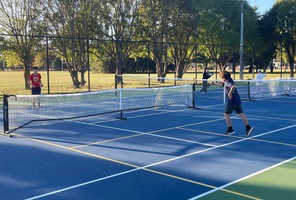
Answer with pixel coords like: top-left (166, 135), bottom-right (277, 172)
top-left (212, 71), bottom-right (254, 137)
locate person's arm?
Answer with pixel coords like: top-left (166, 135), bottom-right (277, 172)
top-left (211, 81), bottom-right (223, 87)
top-left (228, 85), bottom-right (236, 100)
top-left (27, 76), bottom-right (34, 88)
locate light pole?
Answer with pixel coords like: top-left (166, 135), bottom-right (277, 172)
top-left (239, 0), bottom-right (244, 80)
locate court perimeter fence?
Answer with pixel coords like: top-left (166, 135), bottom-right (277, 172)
top-left (0, 34), bottom-right (293, 95)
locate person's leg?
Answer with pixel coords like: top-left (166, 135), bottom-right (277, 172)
top-left (224, 104), bottom-right (235, 135)
top-left (224, 112), bottom-right (232, 127)
top-left (256, 82), bottom-right (259, 91)
top-left (200, 82), bottom-right (204, 91)
top-left (201, 81), bottom-right (207, 92)
top-left (205, 81), bottom-right (209, 92)
top-left (32, 88), bottom-right (36, 107)
top-left (36, 87), bottom-right (41, 107)
top-left (237, 110), bottom-right (253, 137)
top-left (238, 113), bottom-right (249, 125)
top-left (260, 82), bottom-right (264, 92)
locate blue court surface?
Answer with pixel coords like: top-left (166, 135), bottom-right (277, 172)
top-left (1, 93), bottom-right (296, 200)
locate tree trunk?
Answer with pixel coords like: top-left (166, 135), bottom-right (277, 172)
top-left (24, 66), bottom-right (31, 90)
top-left (289, 61), bottom-right (294, 77)
top-left (116, 62), bottom-right (123, 84)
top-left (80, 71), bottom-right (86, 86)
top-left (69, 69), bottom-right (80, 88)
top-left (176, 59), bottom-right (185, 78)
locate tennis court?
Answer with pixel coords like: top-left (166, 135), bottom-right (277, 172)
top-left (1, 80), bottom-right (296, 200)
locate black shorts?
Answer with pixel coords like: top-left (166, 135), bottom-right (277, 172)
top-left (224, 103), bottom-right (243, 114)
top-left (31, 87), bottom-right (41, 95)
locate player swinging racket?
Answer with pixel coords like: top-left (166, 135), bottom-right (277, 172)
top-left (211, 71), bottom-right (254, 137)
top-left (200, 68), bottom-right (214, 92)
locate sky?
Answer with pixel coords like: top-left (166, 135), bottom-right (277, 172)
top-left (248, 0), bottom-right (277, 14)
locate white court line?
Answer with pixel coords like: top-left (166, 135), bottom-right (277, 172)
top-left (188, 156), bottom-right (296, 200)
top-left (71, 116), bottom-right (224, 148)
top-left (146, 132), bottom-right (217, 147)
top-left (25, 124), bottom-right (296, 200)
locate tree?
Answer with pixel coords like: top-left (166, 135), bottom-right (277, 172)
top-left (0, 0), bottom-right (47, 89)
top-left (1, 50), bottom-right (22, 68)
top-left (242, 4), bottom-right (266, 73)
top-left (93, 0), bottom-right (141, 84)
top-left (137, 0), bottom-right (172, 81)
top-left (274, 0), bottom-right (296, 77)
top-left (166, 0), bottom-right (199, 78)
top-left (256, 10), bottom-right (278, 72)
top-left (43, 0), bottom-right (102, 88)
top-left (194, 0), bottom-right (260, 74)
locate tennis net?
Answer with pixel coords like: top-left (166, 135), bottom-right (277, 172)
top-left (193, 78), bottom-right (296, 107)
top-left (235, 79), bottom-right (296, 100)
top-left (116, 74), bottom-right (194, 88)
top-left (2, 84), bottom-right (194, 134)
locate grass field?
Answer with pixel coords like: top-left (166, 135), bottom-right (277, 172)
top-left (0, 70), bottom-right (293, 96)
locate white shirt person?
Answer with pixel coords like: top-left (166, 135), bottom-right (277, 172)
top-left (256, 70), bottom-right (266, 91)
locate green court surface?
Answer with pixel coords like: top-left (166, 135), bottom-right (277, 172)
top-left (197, 159), bottom-right (296, 200)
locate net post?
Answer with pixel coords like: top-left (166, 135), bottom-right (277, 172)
top-left (116, 110), bottom-right (127, 120)
top-left (116, 89), bottom-right (127, 120)
top-left (248, 80), bottom-right (251, 100)
top-left (189, 83), bottom-right (201, 110)
top-left (284, 79), bottom-right (291, 96)
top-left (192, 83), bottom-right (195, 108)
top-left (2, 95), bottom-right (11, 136)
